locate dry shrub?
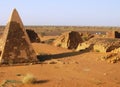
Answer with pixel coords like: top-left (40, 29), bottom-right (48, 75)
top-left (22, 74), bottom-right (37, 84)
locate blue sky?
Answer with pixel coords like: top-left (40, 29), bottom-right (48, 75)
top-left (0, 0), bottom-right (120, 26)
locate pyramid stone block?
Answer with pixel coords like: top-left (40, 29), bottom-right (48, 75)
top-left (0, 9), bottom-right (37, 64)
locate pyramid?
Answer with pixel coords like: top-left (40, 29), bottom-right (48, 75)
top-left (26, 29), bottom-right (41, 43)
top-left (53, 31), bottom-right (83, 49)
top-left (0, 9), bottom-right (38, 64)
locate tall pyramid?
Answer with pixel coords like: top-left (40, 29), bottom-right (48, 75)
top-left (0, 9), bottom-right (37, 64)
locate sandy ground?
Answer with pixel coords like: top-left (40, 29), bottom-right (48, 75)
top-left (0, 36), bottom-right (120, 87)
top-left (40, 36), bottom-right (58, 41)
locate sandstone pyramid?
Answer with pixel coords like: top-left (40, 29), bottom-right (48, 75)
top-left (0, 9), bottom-right (37, 64)
top-left (53, 31), bottom-right (83, 49)
top-left (26, 29), bottom-right (41, 43)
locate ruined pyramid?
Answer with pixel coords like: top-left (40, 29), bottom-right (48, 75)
top-left (0, 9), bottom-right (38, 64)
top-left (53, 31), bottom-right (83, 49)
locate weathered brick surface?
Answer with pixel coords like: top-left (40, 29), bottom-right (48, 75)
top-left (26, 29), bottom-right (40, 43)
top-left (0, 9), bottom-right (37, 64)
top-left (53, 31), bottom-right (83, 49)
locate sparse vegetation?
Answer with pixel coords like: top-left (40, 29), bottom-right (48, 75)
top-left (0, 79), bottom-right (21, 87)
top-left (25, 26), bottom-right (120, 35)
top-left (22, 74), bottom-right (37, 84)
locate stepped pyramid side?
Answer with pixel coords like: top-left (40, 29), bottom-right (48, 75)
top-left (0, 9), bottom-right (37, 64)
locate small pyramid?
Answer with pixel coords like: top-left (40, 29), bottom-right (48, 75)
top-left (53, 31), bottom-right (83, 49)
top-left (0, 9), bottom-right (38, 64)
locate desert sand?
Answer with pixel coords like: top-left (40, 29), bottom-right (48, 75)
top-left (0, 36), bottom-right (120, 87)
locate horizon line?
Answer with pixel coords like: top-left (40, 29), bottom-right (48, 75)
top-left (0, 24), bottom-right (120, 27)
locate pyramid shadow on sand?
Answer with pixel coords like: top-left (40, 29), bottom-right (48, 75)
top-left (37, 48), bottom-right (91, 62)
